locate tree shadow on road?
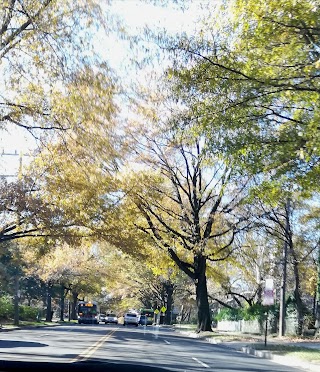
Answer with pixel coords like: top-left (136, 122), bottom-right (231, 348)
top-left (0, 340), bottom-right (47, 348)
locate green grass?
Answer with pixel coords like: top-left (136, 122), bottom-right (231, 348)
top-left (174, 324), bottom-right (320, 364)
top-left (1, 320), bottom-right (61, 328)
top-left (19, 320), bottom-right (56, 326)
top-left (253, 343), bottom-right (320, 362)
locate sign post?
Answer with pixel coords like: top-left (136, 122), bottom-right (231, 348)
top-left (154, 309), bottom-right (160, 325)
top-left (262, 278), bottom-right (274, 347)
top-left (160, 306), bottom-right (167, 325)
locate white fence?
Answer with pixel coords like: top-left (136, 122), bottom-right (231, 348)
top-left (217, 320), bottom-right (261, 333)
top-left (217, 317), bottom-right (297, 335)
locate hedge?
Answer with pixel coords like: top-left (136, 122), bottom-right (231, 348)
top-left (0, 295), bottom-right (40, 321)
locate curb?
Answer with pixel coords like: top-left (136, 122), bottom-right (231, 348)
top-left (240, 346), bottom-right (320, 372)
top-left (0, 328), bottom-right (19, 332)
top-left (204, 337), bottom-right (222, 344)
top-left (177, 330), bottom-right (320, 372)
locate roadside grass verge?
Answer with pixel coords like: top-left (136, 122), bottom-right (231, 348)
top-left (0, 320), bottom-right (75, 328)
top-left (1, 320), bottom-right (59, 327)
top-left (253, 343), bottom-right (320, 363)
top-left (174, 324), bottom-right (320, 363)
top-left (19, 320), bottom-right (59, 326)
top-left (174, 325), bottom-right (262, 341)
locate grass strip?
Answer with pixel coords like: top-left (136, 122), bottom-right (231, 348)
top-left (253, 343), bottom-right (320, 362)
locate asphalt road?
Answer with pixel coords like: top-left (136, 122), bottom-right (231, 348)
top-left (0, 324), bottom-right (305, 371)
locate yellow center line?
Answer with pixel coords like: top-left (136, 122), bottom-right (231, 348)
top-left (70, 327), bottom-right (118, 363)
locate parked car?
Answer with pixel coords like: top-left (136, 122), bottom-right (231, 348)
top-left (123, 313), bottom-right (139, 326)
top-left (105, 313), bottom-right (118, 324)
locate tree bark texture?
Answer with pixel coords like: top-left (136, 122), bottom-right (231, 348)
top-left (60, 284), bottom-right (65, 322)
top-left (165, 282), bottom-right (174, 325)
top-left (195, 256), bottom-right (212, 332)
top-left (71, 291), bottom-right (78, 320)
top-left (292, 250), bottom-right (304, 335)
top-left (45, 282), bottom-right (52, 322)
top-left (14, 275), bottom-right (19, 326)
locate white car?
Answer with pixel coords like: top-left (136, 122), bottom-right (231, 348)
top-left (105, 313), bottom-right (118, 324)
top-left (123, 313), bottom-right (139, 326)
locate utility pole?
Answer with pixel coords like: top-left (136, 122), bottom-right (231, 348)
top-left (279, 198), bottom-right (290, 337)
top-left (0, 150), bottom-right (32, 178)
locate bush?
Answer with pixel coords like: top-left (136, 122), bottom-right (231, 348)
top-left (241, 303), bottom-right (269, 321)
top-left (215, 304), bottom-right (280, 323)
top-left (19, 305), bottom-right (39, 321)
top-left (0, 295), bottom-right (14, 320)
top-left (0, 296), bottom-right (40, 322)
top-left (214, 307), bottom-right (242, 321)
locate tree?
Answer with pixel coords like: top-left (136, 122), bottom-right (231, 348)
top-left (156, 0), bottom-right (320, 187)
top-left (0, 0), bottom-right (124, 248)
top-left (245, 183), bottom-right (319, 335)
top-left (0, 176), bottom-right (76, 244)
top-left (0, 61), bottom-right (121, 245)
top-left (0, 0), bottom-right (113, 135)
top-left (303, 205), bottom-right (320, 333)
top-left (121, 132), bottom-right (249, 331)
top-left (22, 239), bottom-right (107, 320)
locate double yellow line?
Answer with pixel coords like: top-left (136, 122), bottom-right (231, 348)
top-left (70, 327), bottom-right (118, 363)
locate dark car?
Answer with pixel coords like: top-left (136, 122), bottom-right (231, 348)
top-left (139, 315), bottom-right (147, 326)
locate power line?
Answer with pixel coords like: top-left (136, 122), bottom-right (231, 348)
top-left (0, 149), bottom-right (34, 178)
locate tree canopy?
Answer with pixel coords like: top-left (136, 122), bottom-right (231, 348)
top-left (159, 0), bottom-right (320, 188)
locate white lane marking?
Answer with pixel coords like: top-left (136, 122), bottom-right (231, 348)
top-left (192, 357), bottom-right (209, 368)
top-left (164, 340), bottom-right (171, 345)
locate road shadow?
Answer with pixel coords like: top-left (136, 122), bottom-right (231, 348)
top-left (0, 360), bottom-right (169, 371)
top-left (76, 356), bottom-right (302, 372)
top-left (0, 340), bottom-right (47, 348)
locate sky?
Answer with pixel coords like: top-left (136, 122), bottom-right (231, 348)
top-left (0, 0), bottom-right (207, 178)
top-left (0, 127), bottom-right (36, 177)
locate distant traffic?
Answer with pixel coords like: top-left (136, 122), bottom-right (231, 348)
top-left (77, 303), bottom-right (157, 326)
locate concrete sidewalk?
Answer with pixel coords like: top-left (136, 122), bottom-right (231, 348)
top-left (177, 329), bottom-right (320, 372)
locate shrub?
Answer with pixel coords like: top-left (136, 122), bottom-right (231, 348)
top-left (0, 295), bottom-right (14, 320)
top-left (19, 305), bottom-right (39, 321)
top-left (0, 296), bottom-right (41, 321)
top-left (241, 303), bottom-right (266, 321)
top-left (214, 307), bottom-right (242, 321)
top-left (215, 304), bottom-right (280, 323)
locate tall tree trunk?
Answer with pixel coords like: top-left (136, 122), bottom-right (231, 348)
top-left (60, 284), bottom-right (65, 322)
top-left (71, 291), bottom-right (78, 320)
top-left (195, 255), bottom-right (212, 332)
top-left (315, 245), bottom-right (320, 333)
top-left (45, 282), bottom-right (52, 322)
top-left (14, 275), bottom-right (19, 326)
top-left (292, 250), bottom-right (304, 335)
top-left (256, 282), bottom-right (264, 334)
top-left (279, 198), bottom-right (290, 337)
top-left (165, 282), bottom-right (174, 325)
